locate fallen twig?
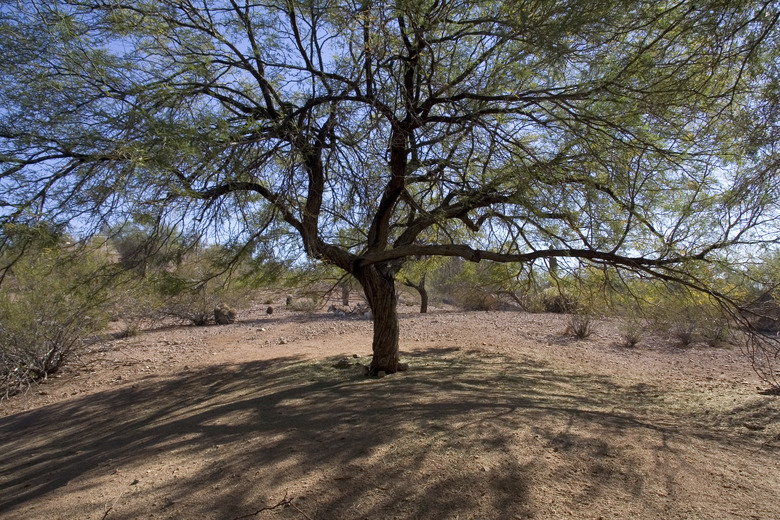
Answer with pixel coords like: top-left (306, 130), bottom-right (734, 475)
top-left (100, 478), bottom-right (139, 519)
top-left (234, 491), bottom-right (313, 520)
top-left (100, 489), bottom-right (126, 520)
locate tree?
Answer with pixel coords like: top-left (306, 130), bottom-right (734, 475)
top-left (2, 1), bottom-right (780, 375)
top-left (109, 219), bottom-right (187, 276)
top-left (401, 270), bottom-right (429, 313)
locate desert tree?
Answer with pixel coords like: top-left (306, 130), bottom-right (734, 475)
top-left (2, 0), bottom-right (780, 375)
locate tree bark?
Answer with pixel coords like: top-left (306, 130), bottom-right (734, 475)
top-left (356, 264), bottom-right (404, 375)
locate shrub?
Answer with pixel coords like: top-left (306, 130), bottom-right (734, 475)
top-left (154, 271), bottom-right (248, 325)
top-left (565, 313), bottom-right (594, 339)
top-left (0, 237), bottom-right (111, 398)
top-left (660, 303), bottom-right (731, 348)
top-left (286, 295), bottom-right (320, 313)
top-left (449, 286), bottom-right (498, 311)
top-left (618, 320), bottom-right (643, 348)
top-left (702, 318), bottom-right (732, 347)
top-left (543, 292), bottom-right (576, 314)
top-left (671, 320), bottom-right (697, 347)
top-left (148, 245), bottom-right (253, 326)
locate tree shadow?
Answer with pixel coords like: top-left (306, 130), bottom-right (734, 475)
top-left (1, 349), bottom-right (776, 519)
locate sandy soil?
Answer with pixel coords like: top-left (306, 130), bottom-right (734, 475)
top-left (1, 298), bottom-right (779, 520)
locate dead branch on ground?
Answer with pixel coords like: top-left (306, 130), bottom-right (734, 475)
top-left (234, 491), bottom-right (313, 520)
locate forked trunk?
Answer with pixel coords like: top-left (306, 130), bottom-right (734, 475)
top-left (403, 274), bottom-right (428, 314)
top-left (356, 264), bottom-right (405, 375)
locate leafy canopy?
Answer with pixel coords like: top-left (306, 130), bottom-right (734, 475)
top-left (1, 0), bottom-right (779, 311)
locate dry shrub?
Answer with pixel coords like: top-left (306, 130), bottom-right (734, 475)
top-left (671, 321), bottom-right (697, 347)
top-left (152, 266), bottom-right (250, 326)
top-left (544, 293), bottom-right (576, 314)
top-left (743, 333), bottom-right (780, 390)
top-left (618, 321), bottom-right (643, 348)
top-left (0, 246), bottom-right (110, 398)
top-left (287, 296), bottom-right (320, 313)
top-left (565, 313), bottom-right (594, 339)
top-left (452, 286), bottom-right (499, 311)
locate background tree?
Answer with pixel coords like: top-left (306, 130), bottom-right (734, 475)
top-left (2, 0), bottom-right (779, 375)
top-left (108, 219), bottom-right (187, 277)
top-left (400, 260), bottom-right (432, 313)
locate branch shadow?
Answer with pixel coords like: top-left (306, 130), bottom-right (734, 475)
top-left (1, 348), bottom-right (775, 519)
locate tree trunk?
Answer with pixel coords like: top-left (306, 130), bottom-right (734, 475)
top-left (341, 282), bottom-right (350, 307)
top-left (402, 275), bottom-right (428, 313)
top-left (419, 285), bottom-right (428, 314)
top-left (356, 264), bottom-right (405, 375)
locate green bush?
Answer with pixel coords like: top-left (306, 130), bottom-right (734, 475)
top-left (0, 234), bottom-right (111, 397)
top-left (151, 248), bottom-right (251, 326)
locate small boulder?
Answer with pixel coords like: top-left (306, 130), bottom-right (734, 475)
top-left (266, 306), bottom-right (273, 315)
top-left (214, 304), bottom-right (237, 325)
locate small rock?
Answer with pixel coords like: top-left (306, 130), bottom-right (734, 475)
top-left (266, 306), bottom-right (274, 315)
top-left (377, 371), bottom-right (387, 378)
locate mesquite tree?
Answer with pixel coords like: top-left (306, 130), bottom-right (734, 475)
top-left (2, 0), bottom-right (780, 375)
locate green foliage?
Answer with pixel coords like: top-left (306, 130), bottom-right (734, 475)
top-left (449, 284), bottom-right (499, 311)
top-left (108, 221), bottom-right (186, 277)
top-left (566, 265), bottom-right (736, 348)
top-left (0, 227), bottom-right (112, 397)
top-left (3, 0), bottom-right (780, 374)
top-left (542, 291), bottom-right (577, 314)
top-left (426, 258), bottom-right (540, 311)
top-left (150, 247), bottom-right (252, 326)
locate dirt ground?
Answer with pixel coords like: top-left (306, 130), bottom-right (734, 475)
top-left (1, 297), bottom-right (779, 520)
